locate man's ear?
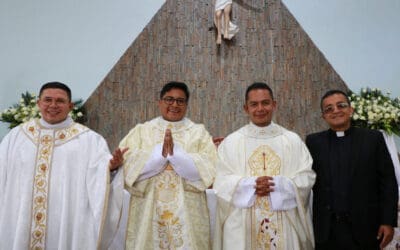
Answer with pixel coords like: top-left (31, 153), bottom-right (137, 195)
top-left (243, 104), bottom-right (249, 114)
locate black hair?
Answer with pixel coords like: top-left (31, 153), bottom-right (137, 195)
top-left (245, 82), bottom-right (274, 101)
top-left (160, 81), bottom-right (190, 100)
top-left (320, 89), bottom-right (350, 111)
top-left (39, 82), bottom-right (72, 101)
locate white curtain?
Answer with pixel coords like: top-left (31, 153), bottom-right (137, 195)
top-left (381, 131), bottom-right (400, 250)
top-left (381, 131), bottom-right (400, 190)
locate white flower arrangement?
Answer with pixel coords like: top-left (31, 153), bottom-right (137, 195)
top-left (0, 92), bottom-right (86, 129)
top-left (349, 87), bottom-right (400, 136)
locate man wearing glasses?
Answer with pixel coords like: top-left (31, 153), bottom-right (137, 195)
top-left (117, 81), bottom-right (217, 249)
top-left (306, 89), bottom-right (398, 249)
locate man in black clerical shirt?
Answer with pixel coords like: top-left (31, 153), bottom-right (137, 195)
top-left (306, 89), bottom-right (398, 250)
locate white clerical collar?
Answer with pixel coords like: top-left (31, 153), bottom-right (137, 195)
top-left (156, 116), bottom-right (190, 131)
top-left (336, 131), bottom-right (345, 137)
top-left (331, 127), bottom-right (353, 137)
top-left (39, 116), bottom-right (73, 129)
top-left (245, 122), bottom-right (283, 138)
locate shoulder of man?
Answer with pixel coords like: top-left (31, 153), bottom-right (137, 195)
top-left (124, 120), bottom-right (152, 134)
top-left (70, 122), bottom-right (107, 141)
top-left (1, 124), bottom-right (24, 143)
top-left (305, 130), bottom-right (329, 144)
top-left (352, 126), bottom-right (384, 140)
top-left (222, 125), bottom-right (247, 143)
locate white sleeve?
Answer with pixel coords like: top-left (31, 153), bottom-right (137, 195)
top-left (137, 144), bottom-right (168, 181)
top-left (232, 177), bottom-right (257, 208)
top-left (167, 144), bottom-right (201, 181)
top-left (269, 175), bottom-right (297, 211)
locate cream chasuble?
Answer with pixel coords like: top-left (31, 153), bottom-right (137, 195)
top-left (120, 117), bottom-right (217, 250)
top-left (0, 118), bottom-right (123, 250)
top-left (213, 122), bottom-right (315, 250)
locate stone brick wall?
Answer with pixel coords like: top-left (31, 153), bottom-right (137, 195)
top-left (84, 0), bottom-right (348, 149)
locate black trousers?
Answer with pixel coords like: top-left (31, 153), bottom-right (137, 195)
top-left (315, 214), bottom-right (379, 250)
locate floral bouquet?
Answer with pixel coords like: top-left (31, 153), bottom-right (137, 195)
top-left (0, 92), bottom-right (86, 129)
top-left (348, 88), bottom-right (400, 136)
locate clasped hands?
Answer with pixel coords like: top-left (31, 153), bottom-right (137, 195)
top-left (162, 129), bottom-right (173, 158)
top-left (254, 176), bottom-right (275, 197)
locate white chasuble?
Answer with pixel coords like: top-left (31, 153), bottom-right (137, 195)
top-left (120, 117), bottom-right (217, 250)
top-left (0, 118), bottom-right (122, 250)
top-left (213, 122), bottom-right (315, 250)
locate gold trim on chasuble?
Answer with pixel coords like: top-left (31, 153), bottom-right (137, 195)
top-left (155, 166), bottom-right (184, 249)
top-left (249, 145), bottom-right (283, 250)
top-left (149, 121), bottom-right (187, 249)
top-left (24, 121), bottom-right (88, 249)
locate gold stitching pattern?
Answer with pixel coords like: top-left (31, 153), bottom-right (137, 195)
top-left (30, 131), bottom-right (54, 250)
top-left (249, 145), bottom-right (283, 250)
top-left (22, 119), bottom-right (88, 146)
top-left (155, 168), bottom-right (184, 249)
top-left (23, 120), bottom-right (88, 248)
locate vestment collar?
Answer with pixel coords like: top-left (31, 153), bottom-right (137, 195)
top-left (153, 116), bottom-right (193, 132)
top-left (39, 116), bottom-right (73, 129)
top-left (242, 122), bottom-right (284, 139)
top-left (21, 118), bottom-right (89, 145)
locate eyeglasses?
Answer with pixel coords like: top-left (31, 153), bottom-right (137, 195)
top-left (162, 97), bottom-right (187, 106)
top-left (322, 102), bottom-right (350, 114)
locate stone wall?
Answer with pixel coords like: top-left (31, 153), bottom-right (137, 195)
top-left (84, 0), bottom-right (348, 149)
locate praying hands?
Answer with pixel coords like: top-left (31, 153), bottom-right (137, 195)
top-left (162, 129), bottom-right (174, 157)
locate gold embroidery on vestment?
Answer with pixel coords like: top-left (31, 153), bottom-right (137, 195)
top-left (30, 130), bottom-right (53, 249)
top-left (155, 169), bottom-right (184, 249)
top-left (249, 145), bottom-right (283, 250)
top-left (25, 120), bottom-right (88, 248)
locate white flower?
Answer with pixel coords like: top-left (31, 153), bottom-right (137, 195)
top-left (368, 111), bottom-right (374, 118)
top-left (77, 112), bottom-right (83, 117)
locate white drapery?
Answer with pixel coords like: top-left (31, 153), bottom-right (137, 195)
top-left (381, 131), bottom-right (400, 250)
